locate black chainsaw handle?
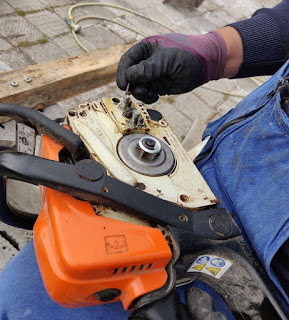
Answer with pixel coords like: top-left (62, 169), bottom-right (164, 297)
top-left (170, 227), bottom-right (288, 320)
top-left (0, 103), bottom-right (88, 161)
top-left (0, 151), bottom-right (242, 239)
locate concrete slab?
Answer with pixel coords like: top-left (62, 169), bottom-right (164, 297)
top-left (0, 222), bottom-right (33, 251)
top-left (0, 1), bottom-right (14, 16)
top-left (5, 0), bottom-right (48, 12)
top-left (156, 97), bottom-right (195, 140)
top-left (53, 33), bottom-right (85, 56)
top-left (172, 91), bottom-right (214, 123)
top-left (193, 86), bottom-right (224, 108)
top-left (217, 96), bottom-right (242, 115)
top-left (0, 60), bottom-right (12, 73)
top-left (176, 15), bottom-right (218, 35)
top-left (54, 4), bottom-right (88, 21)
top-left (22, 41), bottom-right (68, 63)
top-left (105, 18), bottom-right (138, 43)
top-left (46, 0), bottom-right (76, 6)
top-left (41, 104), bottom-right (67, 120)
top-left (76, 25), bottom-right (125, 51)
top-left (0, 236), bottom-right (18, 272)
top-left (0, 15), bottom-right (45, 46)
top-left (26, 10), bottom-right (69, 38)
top-left (0, 38), bottom-right (12, 51)
top-left (0, 49), bottom-right (34, 69)
top-left (0, 120), bottom-right (16, 142)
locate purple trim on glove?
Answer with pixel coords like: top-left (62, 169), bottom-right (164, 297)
top-left (142, 31), bottom-right (227, 84)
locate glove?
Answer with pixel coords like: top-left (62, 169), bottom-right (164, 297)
top-left (116, 32), bottom-right (227, 104)
top-left (128, 287), bottom-right (227, 320)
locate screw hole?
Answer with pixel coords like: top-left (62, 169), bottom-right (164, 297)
top-left (68, 111), bottom-right (76, 117)
top-left (102, 187), bottom-right (109, 193)
top-left (179, 213), bottom-right (188, 223)
top-left (112, 98), bottom-right (120, 104)
top-left (180, 194), bottom-right (189, 202)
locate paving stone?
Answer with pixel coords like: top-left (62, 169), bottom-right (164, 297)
top-left (121, 11), bottom-right (171, 37)
top-left (81, 3), bottom-right (119, 19)
top-left (41, 104), bottom-right (67, 120)
top-left (0, 15), bottom-right (45, 46)
top-left (0, 49), bottom-right (34, 69)
top-left (22, 41), bottom-right (67, 63)
top-left (46, 0), bottom-right (76, 6)
top-left (0, 236), bottom-right (18, 272)
top-left (6, 0), bottom-right (48, 11)
top-left (54, 4), bottom-right (88, 21)
top-left (204, 78), bottom-right (239, 93)
top-left (0, 1), bottom-right (14, 16)
top-left (193, 0), bottom-right (220, 15)
top-left (53, 33), bottom-right (86, 56)
top-left (0, 60), bottom-right (12, 73)
top-left (172, 91), bottom-right (214, 123)
top-left (6, 179), bottom-right (41, 221)
top-left (217, 96), bottom-right (242, 115)
top-left (163, 0), bottom-right (204, 9)
top-left (181, 117), bottom-right (209, 150)
top-left (0, 120), bottom-right (15, 141)
top-left (139, 7), bottom-right (178, 32)
top-left (0, 38), bottom-right (12, 51)
top-left (236, 77), bottom-right (264, 95)
top-left (57, 96), bottom-right (82, 111)
top-left (0, 221), bottom-right (33, 251)
top-left (75, 25), bottom-right (125, 52)
top-left (193, 86), bottom-right (224, 109)
top-left (76, 86), bottom-right (113, 104)
top-left (155, 99), bottom-right (194, 141)
top-left (156, 2), bottom-right (186, 22)
top-left (176, 15), bottom-right (218, 35)
top-left (115, 0), bottom-right (161, 11)
top-left (106, 18), bottom-right (138, 43)
top-left (26, 10), bottom-right (68, 38)
top-left (203, 9), bottom-right (236, 28)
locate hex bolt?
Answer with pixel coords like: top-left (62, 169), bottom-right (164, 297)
top-left (24, 77), bottom-right (32, 83)
top-left (11, 81), bottom-right (18, 87)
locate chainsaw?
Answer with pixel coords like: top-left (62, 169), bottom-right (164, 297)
top-left (0, 96), bottom-right (287, 319)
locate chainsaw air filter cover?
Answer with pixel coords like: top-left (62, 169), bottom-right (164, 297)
top-left (117, 133), bottom-right (175, 176)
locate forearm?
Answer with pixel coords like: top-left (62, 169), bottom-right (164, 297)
top-left (217, 27), bottom-right (243, 78)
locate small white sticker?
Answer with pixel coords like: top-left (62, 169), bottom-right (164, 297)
top-left (17, 123), bottom-right (35, 154)
top-left (188, 255), bottom-right (232, 279)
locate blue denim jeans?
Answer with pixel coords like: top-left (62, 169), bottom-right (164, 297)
top-left (0, 240), bottom-right (233, 319)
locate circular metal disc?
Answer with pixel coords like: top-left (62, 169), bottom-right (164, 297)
top-left (117, 133), bottom-right (175, 176)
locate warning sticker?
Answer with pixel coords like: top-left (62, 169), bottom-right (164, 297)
top-left (17, 123), bottom-right (35, 154)
top-left (188, 255), bottom-right (231, 279)
top-left (192, 264), bottom-right (206, 271)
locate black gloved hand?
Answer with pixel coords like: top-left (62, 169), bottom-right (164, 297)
top-left (128, 287), bottom-right (227, 320)
top-left (116, 33), bottom-right (227, 104)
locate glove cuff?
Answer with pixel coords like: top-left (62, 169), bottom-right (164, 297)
top-left (142, 32), bottom-right (227, 84)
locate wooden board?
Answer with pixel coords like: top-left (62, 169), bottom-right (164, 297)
top-left (0, 44), bottom-right (130, 121)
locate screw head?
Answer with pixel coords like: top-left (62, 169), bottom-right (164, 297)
top-left (24, 77), bottom-right (32, 83)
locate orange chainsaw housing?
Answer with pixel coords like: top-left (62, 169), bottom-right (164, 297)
top-left (33, 134), bottom-right (172, 310)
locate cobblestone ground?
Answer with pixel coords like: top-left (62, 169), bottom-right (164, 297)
top-left (0, 0), bottom-right (280, 269)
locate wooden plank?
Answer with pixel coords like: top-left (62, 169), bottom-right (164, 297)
top-left (0, 44), bottom-right (130, 119)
